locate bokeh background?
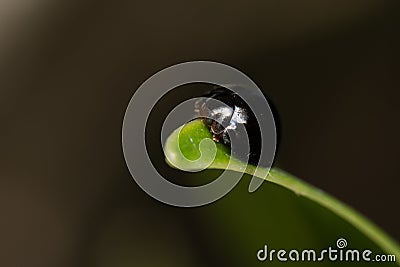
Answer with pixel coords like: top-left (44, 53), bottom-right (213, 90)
top-left (1, 1), bottom-right (399, 266)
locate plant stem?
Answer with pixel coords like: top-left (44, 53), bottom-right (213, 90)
top-left (165, 119), bottom-right (400, 263)
top-left (248, 167), bottom-right (400, 262)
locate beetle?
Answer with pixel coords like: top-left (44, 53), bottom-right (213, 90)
top-left (195, 87), bottom-right (264, 166)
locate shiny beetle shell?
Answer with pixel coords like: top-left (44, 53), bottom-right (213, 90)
top-left (195, 87), bottom-right (263, 166)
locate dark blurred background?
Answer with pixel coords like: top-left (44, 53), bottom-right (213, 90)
top-left (1, 1), bottom-right (399, 266)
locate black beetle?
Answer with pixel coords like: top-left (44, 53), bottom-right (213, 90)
top-left (195, 87), bottom-right (279, 166)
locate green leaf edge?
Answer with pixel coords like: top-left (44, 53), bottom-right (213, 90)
top-left (164, 119), bottom-right (400, 263)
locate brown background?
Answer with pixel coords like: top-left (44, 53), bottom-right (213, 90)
top-left (1, 1), bottom-right (399, 266)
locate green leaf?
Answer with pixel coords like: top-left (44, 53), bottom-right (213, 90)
top-left (165, 119), bottom-right (400, 266)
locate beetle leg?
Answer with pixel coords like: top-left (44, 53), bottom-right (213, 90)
top-left (212, 134), bottom-right (220, 142)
